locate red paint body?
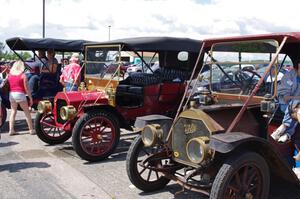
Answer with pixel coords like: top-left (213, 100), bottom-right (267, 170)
top-left (53, 90), bottom-right (108, 130)
top-left (117, 83), bottom-right (185, 120)
top-left (52, 82), bottom-right (185, 131)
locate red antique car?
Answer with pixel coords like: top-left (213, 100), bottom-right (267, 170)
top-left (126, 32), bottom-right (300, 198)
top-left (35, 37), bottom-right (202, 161)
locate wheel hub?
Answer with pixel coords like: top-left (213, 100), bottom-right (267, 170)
top-left (97, 134), bottom-right (103, 140)
top-left (245, 192), bottom-right (253, 199)
top-left (91, 132), bottom-right (102, 141)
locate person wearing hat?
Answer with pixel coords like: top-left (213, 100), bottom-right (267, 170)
top-left (7, 60), bottom-right (35, 136)
top-left (271, 60), bottom-right (300, 143)
top-left (59, 53), bottom-right (81, 91)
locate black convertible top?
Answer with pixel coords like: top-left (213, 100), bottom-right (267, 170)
top-left (6, 37), bottom-right (92, 52)
top-left (85, 37), bottom-right (202, 53)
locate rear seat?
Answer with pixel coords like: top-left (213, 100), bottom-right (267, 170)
top-left (160, 68), bottom-right (191, 82)
top-left (117, 68), bottom-right (191, 95)
top-left (117, 73), bottom-right (160, 95)
top-left (129, 73), bottom-right (161, 86)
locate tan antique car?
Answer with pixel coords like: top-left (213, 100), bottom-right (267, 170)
top-left (126, 32), bottom-right (300, 199)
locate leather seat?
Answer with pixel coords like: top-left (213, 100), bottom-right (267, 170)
top-left (128, 86), bottom-right (143, 95)
top-left (117, 85), bottom-right (130, 92)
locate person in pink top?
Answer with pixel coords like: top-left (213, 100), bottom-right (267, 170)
top-left (59, 53), bottom-right (81, 91)
top-left (8, 60), bottom-right (35, 136)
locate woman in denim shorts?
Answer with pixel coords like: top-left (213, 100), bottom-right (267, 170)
top-left (7, 60), bottom-right (35, 136)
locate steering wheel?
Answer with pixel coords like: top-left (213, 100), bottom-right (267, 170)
top-left (234, 69), bottom-right (263, 95)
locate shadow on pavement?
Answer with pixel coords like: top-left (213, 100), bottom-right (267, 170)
top-left (83, 139), bottom-right (132, 165)
top-left (0, 141), bottom-right (19, 148)
top-left (139, 184), bottom-right (208, 199)
top-left (0, 161), bottom-right (50, 173)
top-left (269, 178), bottom-right (300, 199)
top-left (1, 119), bottom-right (34, 133)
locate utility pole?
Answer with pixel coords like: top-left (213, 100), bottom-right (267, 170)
top-left (43, 0), bottom-right (45, 38)
top-left (108, 25), bottom-right (111, 40)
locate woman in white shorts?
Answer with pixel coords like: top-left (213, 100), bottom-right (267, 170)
top-left (7, 60), bottom-right (35, 135)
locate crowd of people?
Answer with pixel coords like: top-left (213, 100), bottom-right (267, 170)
top-left (0, 50), bottom-right (82, 138)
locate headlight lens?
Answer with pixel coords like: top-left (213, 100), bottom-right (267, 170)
top-left (60, 105), bottom-right (76, 121)
top-left (186, 137), bottom-right (208, 164)
top-left (37, 100), bottom-right (52, 114)
top-left (141, 124), bottom-right (163, 147)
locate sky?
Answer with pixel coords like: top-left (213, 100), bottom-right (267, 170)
top-left (1, 0), bottom-right (300, 47)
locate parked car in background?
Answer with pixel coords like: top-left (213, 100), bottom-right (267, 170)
top-left (106, 61), bottom-right (131, 76)
top-left (230, 64), bottom-right (256, 72)
top-left (126, 63), bottom-right (143, 73)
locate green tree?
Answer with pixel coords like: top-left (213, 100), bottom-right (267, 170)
top-left (0, 41), bottom-right (33, 61)
top-left (0, 42), bottom-right (5, 60)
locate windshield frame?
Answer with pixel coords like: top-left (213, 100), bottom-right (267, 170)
top-left (203, 39), bottom-right (281, 99)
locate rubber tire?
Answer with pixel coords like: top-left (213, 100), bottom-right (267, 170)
top-left (72, 111), bottom-right (120, 162)
top-left (126, 135), bottom-right (170, 192)
top-left (0, 104), bottom-right (7, 128)
top-left (210, 152), bottom-right (270, 199)
top-left (35, 112), bottom-right (72, 145)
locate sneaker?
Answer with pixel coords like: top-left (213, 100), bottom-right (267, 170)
top-left (278, 133), bottom-right (291, 143)
top-left (9, 131), bottom-right (19, 136)
top-left (270, 125), bottom-right (286, 141)
top-left (29, 130), bottom-right (36, 135)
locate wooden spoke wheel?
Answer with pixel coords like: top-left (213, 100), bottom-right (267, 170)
top-left (35, 113), bottom-right (71, 145)
top-left (126, 135), bottom-right (170, 192)
top-left (72, 111), bottom-right (120, 162)
top-left (210, 152), bottom-right (270, 199)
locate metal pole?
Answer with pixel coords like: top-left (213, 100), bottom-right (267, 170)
top-left (43, 0), bottom-right (45, 38)
top-left (108, 25), bottom-right (111, 40)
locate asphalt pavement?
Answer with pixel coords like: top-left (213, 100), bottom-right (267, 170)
top-left (0, 110), bottom-right (300, 199)
top-left (0, 110), bottom-right (205, 199)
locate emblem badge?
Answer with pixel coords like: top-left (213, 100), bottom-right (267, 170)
top-left (184, 123), bottom-right (197, 134)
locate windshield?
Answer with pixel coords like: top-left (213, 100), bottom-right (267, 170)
top-left (198, 39), bottom-right (282, 96)
top-left (85, 45), bottom-right (159, 78)
top-left (85, 45), bottom-right (121, 79)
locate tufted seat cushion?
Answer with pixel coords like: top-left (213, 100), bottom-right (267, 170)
top-left (128, 86), bottom-right (143, 95)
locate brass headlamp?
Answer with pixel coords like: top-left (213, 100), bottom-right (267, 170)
top-left (141, 124), bottom-right (163, 147)
top-left (37, 100), bottom-right (52, 114)
top-left (186, 136), bottom-right (210, 164)
top-left (60, 105), bottom-right (76, 121)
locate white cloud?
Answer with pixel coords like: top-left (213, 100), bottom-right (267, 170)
top-left (1, 0), bottom-right (300, 45)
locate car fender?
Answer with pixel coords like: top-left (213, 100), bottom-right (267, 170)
top-left (134, 114), bottom-right (173, 138)
top-left (82, 104), bottom-right (131, 130)
top-left (210, 132), bottom-right (300, 185)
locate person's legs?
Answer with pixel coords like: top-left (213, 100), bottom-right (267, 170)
top-left (19, 101), bottom-right (34, 134)
top-left (65, 82), bottom-right (78, 91)
top-left (0, 99), bottom-right (1, 139)
top-left (0, 99), bottom-right (2, 126)
top-left (9, 101), bottom-right (18, 135)
top-left (277, 101), bottom-right (298, 142)
top-left (26, 73), bottom-right (33, 81)
top-left (28, 75), bottom-right (39, 95)
top-left (271, 104), bottom-right (289, 140)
